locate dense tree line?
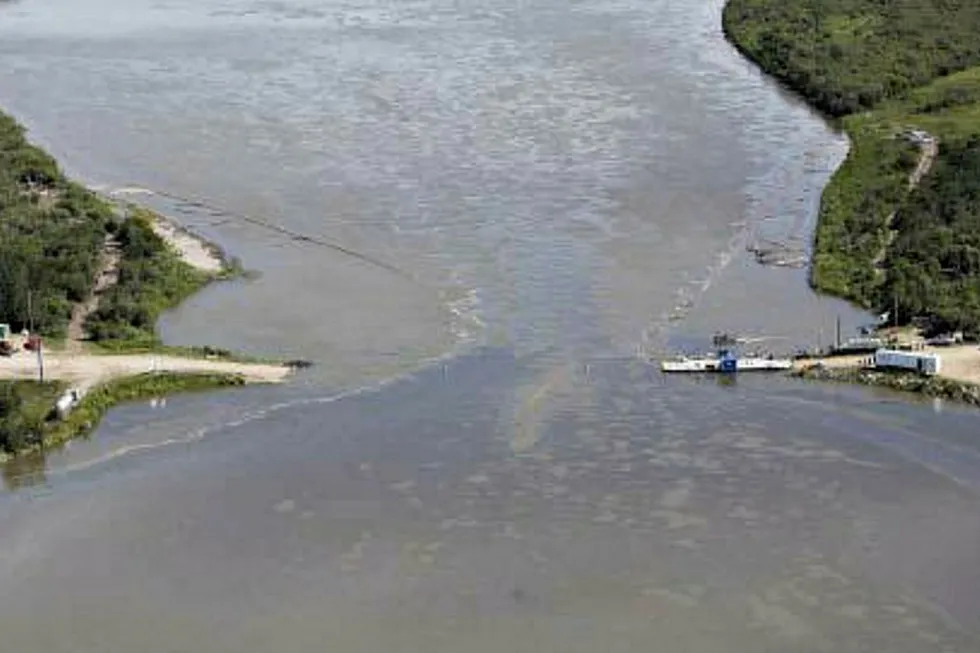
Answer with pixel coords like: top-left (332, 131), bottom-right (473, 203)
top-left (723, 0), bottom-right (980, 118)
top-left (0, 112), bottom-right (110, 335)
top-left (724, 0), bottom-right (980, 334)
top-left (884, 138), bottom-right (980, 331)
top-left (809, 122), bottom-right (919, 305)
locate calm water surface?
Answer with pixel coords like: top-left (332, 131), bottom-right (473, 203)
top-left (1, 0), bottom-right (979, 650)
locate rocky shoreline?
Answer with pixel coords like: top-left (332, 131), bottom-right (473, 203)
top-left (793, 364), bottom-right (980, 407)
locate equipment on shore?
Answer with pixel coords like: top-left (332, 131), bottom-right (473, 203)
top-left (926, 331), bottom-right (964, 347)
top-left (832, 336), bottom-right (887, 354)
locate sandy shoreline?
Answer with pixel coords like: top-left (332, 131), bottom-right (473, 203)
top-left (1, 339), bottom-right (292, 391)
top-left (148, 212), bottom-right (226, 274)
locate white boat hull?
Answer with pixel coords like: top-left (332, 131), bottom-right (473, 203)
top-left (661, 357), bottom-right (793, 373)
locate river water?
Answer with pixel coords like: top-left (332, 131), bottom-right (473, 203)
top-left (1, 0), bottom-right (979, 650)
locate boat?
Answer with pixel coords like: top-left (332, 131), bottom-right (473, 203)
top-left (660, 333), bottom-right (793, 373)
top-left (660, 351), bottom-right (793, 373)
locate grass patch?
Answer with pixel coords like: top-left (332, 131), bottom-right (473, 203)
top-left (0, 380), bottom-right (66, 455)
top-left (0, 373), bottom-right (244, 460)
top-left (43, 373), bottom-right (246, 454)
top-left (87, 340), bottom-right (274, 364)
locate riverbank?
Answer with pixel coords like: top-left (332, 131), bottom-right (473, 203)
top-left (793, 363), bottom-right (980, 407)
top-left (722, 0), bottom-right (980, 334)
top-left (0, 109), bottom-right (296, 458)
top-left (0, 373), bottom-right (248, 463)
top-left (781, 328), bottom-right (980, 405)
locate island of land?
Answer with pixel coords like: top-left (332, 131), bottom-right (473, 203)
top-left (0, 111), bottom-right (295, 460)
top-left (723, 0), bottom-right (980, 403)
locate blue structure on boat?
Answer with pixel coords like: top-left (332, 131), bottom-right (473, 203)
top-left (661, 334), bottom-right (793, 374)
top-left (718, 349), bottom-right (737, 373)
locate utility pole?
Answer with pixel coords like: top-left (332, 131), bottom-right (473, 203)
top-left (26, 288), bottom-right (43, 382)
top-left (27, 288), bottom-right (34, 334)
top-left (836, 314), bottom-right (842, 349)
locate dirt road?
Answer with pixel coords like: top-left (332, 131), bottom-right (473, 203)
top-left (872, 133), bottom-right (939, 272)
top-left (794, 344), bottom-right (980, 386)
top-left (65, 234), bottom-right (121, 353)
top-left (0, 346), bottom-right (292, 391)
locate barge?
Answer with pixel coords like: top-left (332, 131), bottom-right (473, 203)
top-left (660, 334), bottom-right (792, 373)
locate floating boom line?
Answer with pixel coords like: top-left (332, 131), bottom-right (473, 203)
top-left (101, 186), bottom-right (420, 284)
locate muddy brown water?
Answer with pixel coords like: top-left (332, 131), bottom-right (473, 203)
top-left (1, 0), bottom-right (979, 650)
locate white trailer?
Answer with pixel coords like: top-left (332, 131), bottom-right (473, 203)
top-left (873, 349), bottom-right (941, 376)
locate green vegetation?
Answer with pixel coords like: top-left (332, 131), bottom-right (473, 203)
top-left (0, 112), bottom-right (111, 336)
top-left (0, 373), bottom-right (245, 460)
top-left (808, 117), bottom-right (919, 304)
top-left (0, 109), bottom-right (268, 460)
top-left (89, 341), bottom-right (262, 361)
top-left (85, 207), bottom-right (213, 346)
top-left (724, 0), bottom-right (980, 334)
top-left (883, 136), bottom-right (980, 329)
top-left (795, 364), bottom-right (980, 407)
top-left (0, 381), bottom-right (65, 455)
top-left (45, 372), bottom-right (245, 448)
top-left (0, 110), bottom-right (225, 343)
top-left (722, 0), bottom-right (980, 118)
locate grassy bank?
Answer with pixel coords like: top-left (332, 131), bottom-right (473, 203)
top-left (794, 365), bottom-right (980, 407)
top-left (0, 380), bottom-right (66, 455)
top-left (723, 0), bottom-right (980, 334)
top-left (0, 373), bottom-right (245, 460)
top-left (44, 372), bottom-right (245, 450)
top-left (88, 341), bottom-right (268, 362)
